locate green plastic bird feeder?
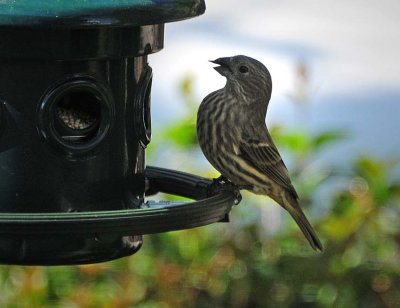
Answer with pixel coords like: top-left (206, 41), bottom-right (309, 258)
top-left (0, 0), bottom-right (240, 265)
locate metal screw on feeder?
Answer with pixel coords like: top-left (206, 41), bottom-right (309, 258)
top-left (0, 0), bottom-right (242, 266)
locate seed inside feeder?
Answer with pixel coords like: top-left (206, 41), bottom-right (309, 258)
top-left (56, 107), bottom-right (96, 130)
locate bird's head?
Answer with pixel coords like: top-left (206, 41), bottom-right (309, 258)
top-left (210, 55), bottom-right (272, 100)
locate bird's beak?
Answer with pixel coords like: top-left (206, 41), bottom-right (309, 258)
top-left (209, 57), bottom-right (232, 76)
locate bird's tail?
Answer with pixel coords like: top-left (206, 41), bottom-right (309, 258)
top-left (280, 191), bottom-right (323, 251)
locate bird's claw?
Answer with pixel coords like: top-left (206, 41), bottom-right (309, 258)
top-left (233, 191), bottom-right (242, 205)
top-left (208, 176), bottom-right (242, 205)
top-left (213, 175), bottom-right (228, 186)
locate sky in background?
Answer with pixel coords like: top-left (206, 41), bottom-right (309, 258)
top-left (149, 0), bottom-right (400, 166)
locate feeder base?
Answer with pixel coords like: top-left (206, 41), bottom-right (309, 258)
top-left (0, 166), bottom-right (240, 265)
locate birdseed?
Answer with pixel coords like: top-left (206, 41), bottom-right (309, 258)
top-left (56, 107), bottom-right (96, 130)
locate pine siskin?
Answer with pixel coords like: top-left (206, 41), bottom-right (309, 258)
top-left (197, 55), bottom-right (323, 251)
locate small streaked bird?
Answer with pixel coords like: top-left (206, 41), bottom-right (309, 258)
top-left (197, 55), bottom-right (323, 251)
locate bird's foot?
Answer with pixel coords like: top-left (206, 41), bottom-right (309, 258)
top-left (237, 184), bottom-right (254, 191)
top-left (209, 176), bottom-right (242, 205)
top-left (214, 175), bottom-right (229, 185)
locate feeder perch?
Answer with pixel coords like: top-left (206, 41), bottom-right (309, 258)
top-left (0, 0), bottom-right (241, 265)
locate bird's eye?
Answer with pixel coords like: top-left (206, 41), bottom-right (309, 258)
top-left (239, 65), bottom-right (249, 74)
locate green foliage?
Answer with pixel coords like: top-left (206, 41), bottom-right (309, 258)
top-left (1, 74), bottom-right (400, 307)
top-left (159, 74), bottom-right (198, 148)
top-left (161, 117), bottom-right (197, 148)
top-left (271, 126), bottom-right (347, 159)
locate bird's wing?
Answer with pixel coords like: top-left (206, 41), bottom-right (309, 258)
top-left (239, 134), bottom-right (298, 198)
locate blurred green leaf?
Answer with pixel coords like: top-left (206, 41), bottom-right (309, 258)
top-left (313, 130), bottom-right (347, 150)
top-left (161, 117), bottom-right (197, 148)
top-left (354, 156), bottom-right (393, 205)
top-left (271, 127), bottom-right (311, 155)
top-left (271, 127), bottom-right (347, 159)
top-left (355, 156), bottom-right (386, 181)
top-left (389, 182), bottom-right (400, 197)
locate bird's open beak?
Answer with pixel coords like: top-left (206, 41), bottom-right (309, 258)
top-left (209, 57), bottom-right (232, 76)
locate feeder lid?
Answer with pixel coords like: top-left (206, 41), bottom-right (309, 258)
top-left (0, 0), bottom-right (205, 27)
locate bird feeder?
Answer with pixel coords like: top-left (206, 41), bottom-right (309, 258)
top-left (0, 0), bottom-right (240, 265)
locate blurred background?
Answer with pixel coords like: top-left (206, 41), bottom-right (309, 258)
top-left (1, 1), bottom-right (400, 307)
